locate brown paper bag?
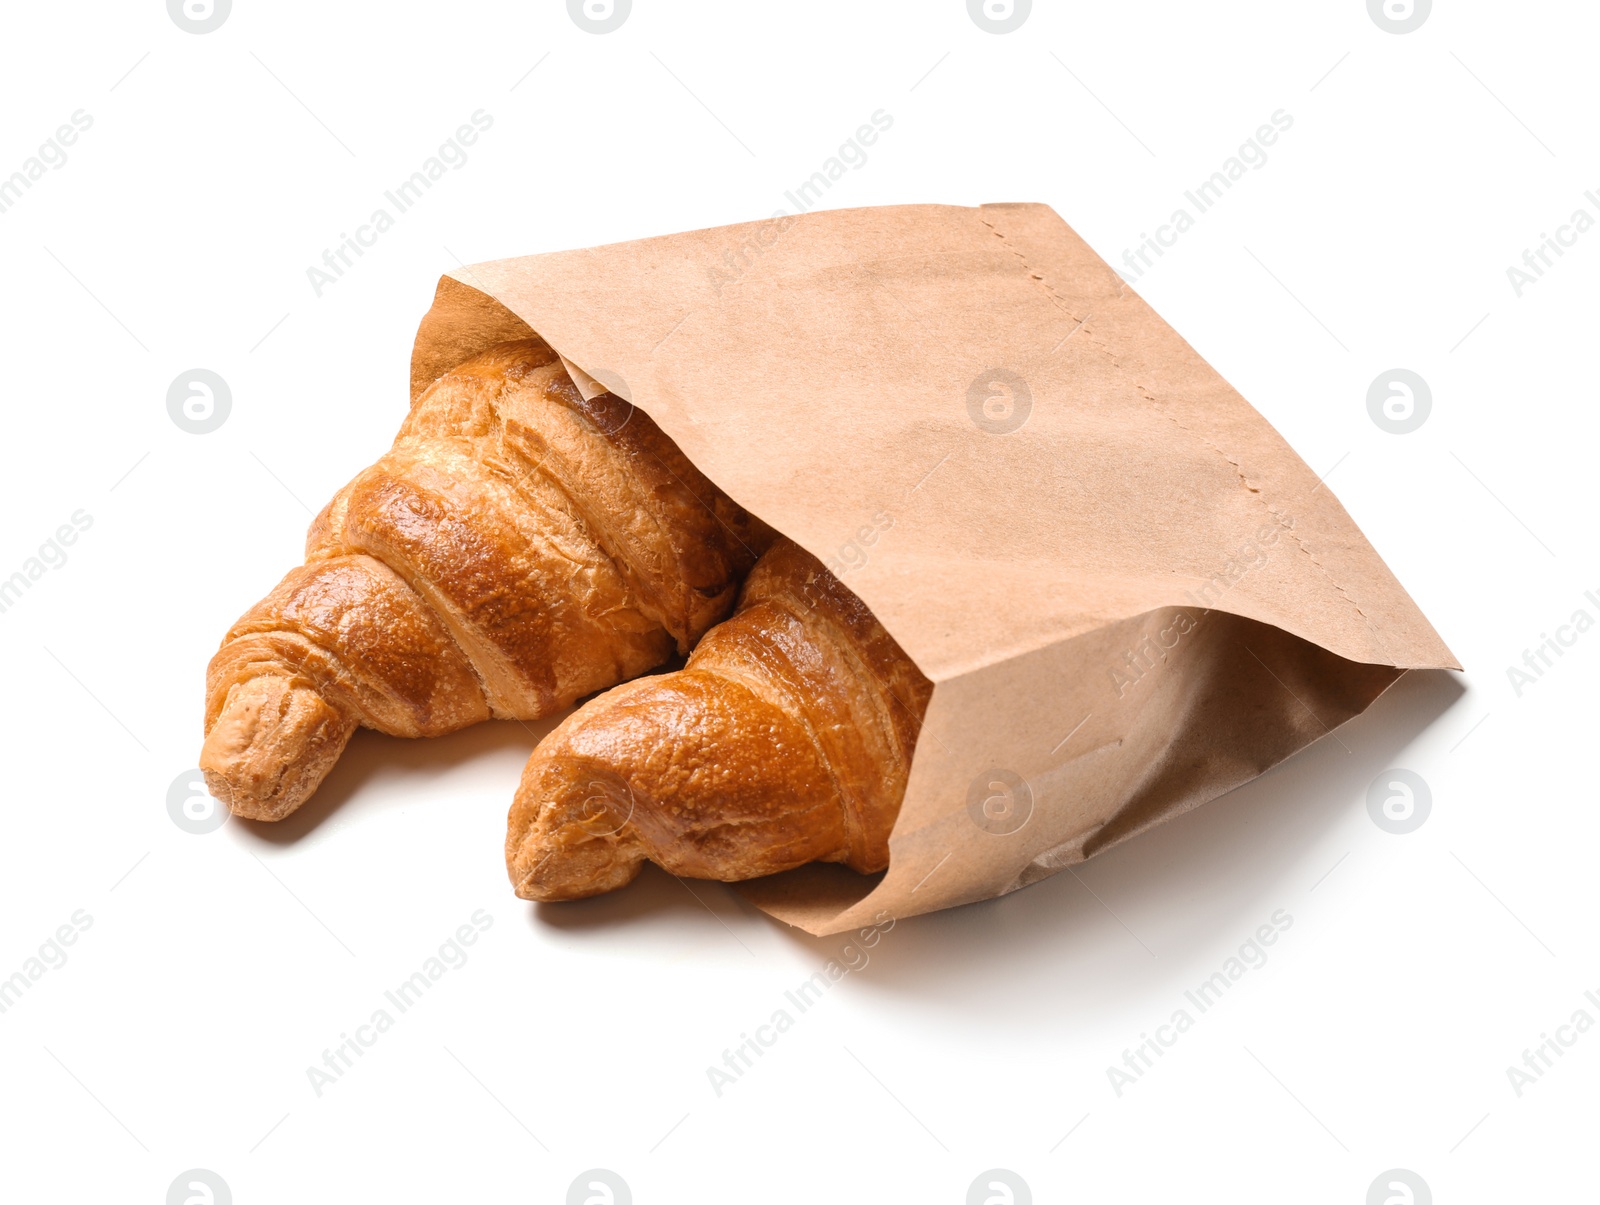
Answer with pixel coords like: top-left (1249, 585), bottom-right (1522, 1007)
top-left (409, 202), bottom-right (1457, 936)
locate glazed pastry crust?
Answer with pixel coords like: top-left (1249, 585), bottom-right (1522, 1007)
top-left (506, 539), bottom-right (933, 900)
top-left (202, 339), bottom-right (770, 820)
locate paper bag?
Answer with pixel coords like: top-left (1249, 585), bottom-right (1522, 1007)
top-left (409, 203), bottom-right (1457, 936)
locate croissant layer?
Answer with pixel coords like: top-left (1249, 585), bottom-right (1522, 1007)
top-left (203, 339), bottom-right (770, 820)
top-left (507, 539), bottom-right (932, 900)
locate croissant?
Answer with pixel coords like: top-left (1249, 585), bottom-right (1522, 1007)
top-left (506, 538), bottom-right (933, 900)
top-left (201, 338), bottom-right (771, 820)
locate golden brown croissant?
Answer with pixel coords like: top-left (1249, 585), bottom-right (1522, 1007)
top-left (202, 338), bottom-right (771, 820)
top-left (506, 538), bottom-right (932, 900)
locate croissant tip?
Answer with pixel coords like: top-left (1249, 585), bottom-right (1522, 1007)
top-left (508, 858), bottom-right (565, 902)
top-left (506, 840), bottom-right (577, 902)
top-left (510, 862), bottom-right (643, 903)
top-left (510, 868), bottom-right (546, 902)
top-left (201, 676), bottom-right (356, 822)
top-left (200, 768), bottom-right (300, 823)
top-left (506, 820), bottom-right (645, 903)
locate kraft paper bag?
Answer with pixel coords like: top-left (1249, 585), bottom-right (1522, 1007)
top-left (408, 203), bottom-right (1457, 937)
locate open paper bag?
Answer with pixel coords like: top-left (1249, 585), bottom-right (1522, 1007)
top-left (408, 202), bottom-right (1457, 936)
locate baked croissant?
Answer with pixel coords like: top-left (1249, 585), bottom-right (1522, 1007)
top-left (506, 538), bottom-right (933, 900)
top-left (201, 338), bottom-right (771, 820)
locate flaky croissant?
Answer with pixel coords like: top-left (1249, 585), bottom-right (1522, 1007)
top-left (506, 538), bottom-right (933, 900)
top-left (202, 338), bottom-right (771, 820)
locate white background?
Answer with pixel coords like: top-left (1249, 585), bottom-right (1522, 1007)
top-left (0, 1), bottom-right (1593, 1201)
